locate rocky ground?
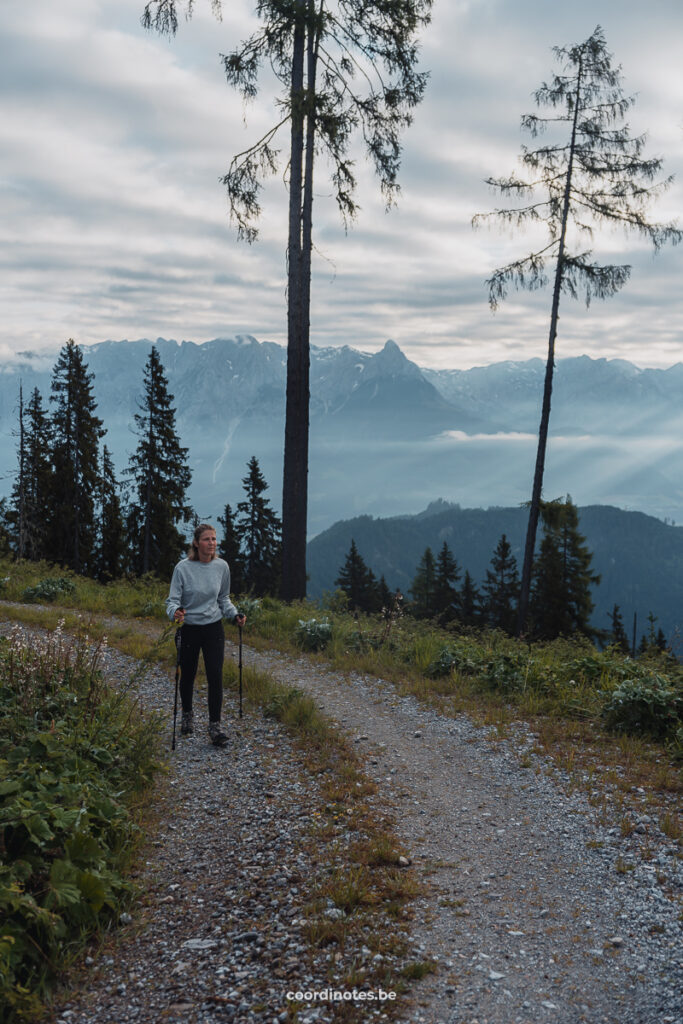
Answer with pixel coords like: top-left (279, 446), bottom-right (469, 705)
top-left (20, 625), bottom-right (682, 1024)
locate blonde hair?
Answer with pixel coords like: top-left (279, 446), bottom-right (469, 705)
top-left (187, 523), bottom-right (217, 561)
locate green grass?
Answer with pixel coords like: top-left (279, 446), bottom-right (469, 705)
top-left (0, 620), bottom-right (164, 1023)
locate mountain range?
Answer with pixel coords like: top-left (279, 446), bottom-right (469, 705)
top-left (1, 335), bottom-right (682, 540)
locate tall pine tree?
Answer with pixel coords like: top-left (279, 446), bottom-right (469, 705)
top-left (235, 457), bottom-right (282, 596)
top-left (217, 502), bottom-right (245, 594)
top-left (410, 547), bottom-right (438, 620)
top-left (96, 446), bottom-right (126, 581)
top-left (335, 539), bottom-right (380, 613)
top-left (608, 603), bottom-right (630, 654)
top-left (475, 27), bottom-right (681, 634)
top-left (142, 0), bottom-right (433, 601)
top-left (126, 346), bottom-right (192, 577)
top-left (482, 534), bottom-right (520, 634)
top-left (47, 340), bottom-right (104, 573)
top-left (530, 498), bottom-right (600, 640)
top-left (15, 387), bottom-right (52, 562)
top-left (434, 541), bottom-right (461, 624)
top-left (459, 570), bottom-right (482, 628)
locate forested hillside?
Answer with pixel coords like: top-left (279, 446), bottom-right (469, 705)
top-left (307, 502), bottom-right (683, 643)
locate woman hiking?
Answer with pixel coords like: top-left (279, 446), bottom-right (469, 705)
top-left (166, 523), bottom-right (246, 747)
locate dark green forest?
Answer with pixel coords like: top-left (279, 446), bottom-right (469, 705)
top-left (308, 501), bottom-right (683, 648)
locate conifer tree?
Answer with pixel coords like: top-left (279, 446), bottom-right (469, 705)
top-left (96, 446), bottom-right (126, 581)
top-left (459, 570), bottom-right (482, 628)
top-left (608, 603), bottom-right (629, 654)
top-left (434, 541), bottom-right (461, 624)
top-left (530, 498), bottom-right (600, 640)
top-left (335, 539), bottom-right (380, 613)
top-left (377, 575), bottom-right (393, 613)
top-left (474, 27), bottom-right (681, 634)
top-left (235, 456), bottom-right (282, 596)
top-left (12, 383), bottom-right (28, 560)
top-left (410, 547), bottom-right (438, 620)
top-left (217, 502), bottom-right (245, 594)
top-left (0, 499), bottom-right (10, 557)
top-left (482, 534), bottom-right (520, 634)
top-left (47, 340), bottom-right (105, 573)
top-left (13, 387), bottom-right (52, 562)
top-left (142, 0), bottom-right (433, 601)
top-left (126, 346), bottom-right (192, 577)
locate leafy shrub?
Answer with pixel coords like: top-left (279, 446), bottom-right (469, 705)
top-left (427, 648), bottom-right (459, 678)
top-left (484, 652), bottom-right (529, 693)
top-left (236, 597), bottom-right (262, 624)
top-left (0, 623), bottom-right (162, 1020)
top-left (21, 577), bottom-right (76, 604)
top-left (320, 589), bottom-right (349, 614)
top-left (426, 642), bottom-right (486, 679)
top-left (295, 617), bottom-right (332, 652)
top-left (601, 675), bottom-right (683, 740)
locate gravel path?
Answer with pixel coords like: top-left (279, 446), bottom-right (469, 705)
top-left (8, 617), bottom-right (678, 1024)
top-left (246, 646), bottom-right (682, 1024)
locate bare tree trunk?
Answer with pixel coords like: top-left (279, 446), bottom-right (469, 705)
top-left (280, 7), bottom-right (308, 601)
top-left (516, 57), bottom-right (584, 635)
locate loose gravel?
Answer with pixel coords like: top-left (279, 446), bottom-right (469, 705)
top-left (242, 647), bottom-right (682, 1024)
top-left (9, 620), bottom-right (679, 1024)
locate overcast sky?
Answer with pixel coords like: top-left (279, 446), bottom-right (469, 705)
top-left (2, 0), bottom-right (682, 370)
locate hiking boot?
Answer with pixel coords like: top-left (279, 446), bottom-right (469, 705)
top-left (209, 721), bottom-right (228, 747)
top-left (180, 711), bottom-right (194, 736)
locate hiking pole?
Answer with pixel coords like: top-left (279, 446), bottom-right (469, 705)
top-left (172, 624), bottom-right (182, 750)
top-left (238, 623), bottom-right (243, 719)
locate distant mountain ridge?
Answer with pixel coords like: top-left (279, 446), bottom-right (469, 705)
top-left (306, 501), bottom-right (683, 643)
top-left (1, 336), bottom-right (682, 535)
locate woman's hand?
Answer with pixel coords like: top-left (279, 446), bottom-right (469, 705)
top-left (174, 608), bottom-right (185, 624)
top-left (235, 613), bottom-right (246, 627)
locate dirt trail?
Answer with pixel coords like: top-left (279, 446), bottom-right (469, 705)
top-left (245, 642), bottom-right (681, 1024)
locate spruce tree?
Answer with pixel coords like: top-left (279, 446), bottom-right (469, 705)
top-left (16, 387), bottom-right (52, 562)
top-left (12, 383), bottom-right (28, 560)
top-left (434, 541), bottom-right (461, 624)
top-left (217, 502), bottom-right (245, 594)
top-left (459, 570), bottom-right (482, 628)
top-left (0, 499), bottom-right (11, 558)
top-left (530, 498), bottom-right (600, 640)
top-left (608, 604), bottom-right (630, 654)
top-left (410, 547), bottom-right (438, 620)
top-left (142, 0), bottom-right (433, 601)
top-left (96, 446), bottom-right (126, 581)
top-left (377, 575), bottom-right (393, 613)
top-left (482, 534), bottom-right (520, 634)
top-left (47, 340), bottom-right (104, 573)
top-left (335, 539), bottom-right (380, 613)
top-left (126, 346), bottom-right (192, 577)
top-left (235, 456), bottom-right (282, 596)
top-left (474, 27), bottom-right (681, 634)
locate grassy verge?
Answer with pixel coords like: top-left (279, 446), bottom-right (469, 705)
top-left (0, 621), bottom-right (163, 1023)
top-left (234, 595), bottom-right (682, 838)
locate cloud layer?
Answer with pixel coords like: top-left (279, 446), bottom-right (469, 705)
top-left (1, 0), bottom-right (682, 369)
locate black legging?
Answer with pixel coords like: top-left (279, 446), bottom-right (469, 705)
top-left (178, 620), bottom-right (225, 723)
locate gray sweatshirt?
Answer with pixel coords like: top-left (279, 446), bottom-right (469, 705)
top-left (165, 557), bottom-right (239, 625)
